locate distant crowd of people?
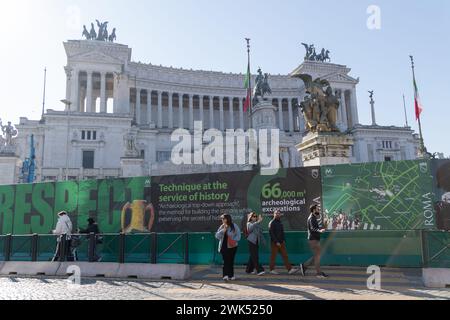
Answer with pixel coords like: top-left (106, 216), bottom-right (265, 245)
top-left (324, 211), bottom-right (362, 231)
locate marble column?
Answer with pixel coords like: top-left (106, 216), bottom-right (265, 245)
top-left (288, 98), bottom-right (294, 132)
top-left (351, 89), bottom-right (359, 126)
top-left (179, 94), bottom-right (184, 128)
top-left (70, 69), bottom-right (79, 112)
top-left (239, 98), bottom-right (244, 129)
top-left (341, 90), bottom-right (348, 130)
top-left (157, 91), bottom-right (163, 128)
top-left (199, 95), bottom-right (204, 124)
top-left (278, 99), bottom-right (284, 131)
top-left (147, 90), bottom-right (152, 125)
top-left (229, 98), bottom-right (235, 129)
top-left (86, 71), bottom-right (93, 113)
top-left (100, 72), bottom-right (107, 113)
top-left (168, 92), bottom-right (173, 129)
top-left (209, 96), bottom-right (214, 129)
top-left (136, 88), bottom-right (141, 125)
top-left (219, 97), bottom-right (224, 131)
top-left (189, 94), bottom-right (194, 130)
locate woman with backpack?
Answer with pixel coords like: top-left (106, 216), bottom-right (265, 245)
top-left (245, 212), bottom-right (266, 276)
top-left (215, 214), bottom-right (241, 281)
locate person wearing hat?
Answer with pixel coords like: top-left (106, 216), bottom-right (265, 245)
top-left (80, 218), bottom-right (102, 262)
top-left (51, 211), bottom-right (73, 262)
top-left (245, 212), bottom-right (266, 276)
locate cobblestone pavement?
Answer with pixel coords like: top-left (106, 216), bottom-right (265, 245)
top-left (0, 267), bottom-right (449, 300)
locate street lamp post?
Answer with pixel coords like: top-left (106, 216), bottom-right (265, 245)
top-left (61, 99), bottom-right (72, 181)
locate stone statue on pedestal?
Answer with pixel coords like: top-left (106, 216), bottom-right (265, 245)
top-left (0, 120), bottom-right (18, 146)
top-left (124, 131), bottom-right (139, 157)
top-left (301, 43), bottom-right (331, 62)
top-left (294, 74), bottom-right (340, 133)
top-left (253, 68), bottom-right (272, 104)
top-left (82, 20), bottom-right (117, 43)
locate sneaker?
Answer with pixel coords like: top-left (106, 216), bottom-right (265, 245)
top-left (223, 276), bottom-right (229, 281)
top-left (288, 268), bottom-right (299, 275)
top-left (229, 277), bottom-right (236, 281)
top-left (299, 264), bottom-right (305, 277)
top-left (270, 270), bottom-right (279, 275)
top-left (316, 272), bottom-right (329, 279)
top-left (251, 271), bottom-right (257, 275)
top-left (257, 271), bottom-right (266, 276)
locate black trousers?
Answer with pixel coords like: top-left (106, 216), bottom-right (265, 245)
top-left (221, 247), bottom-right (238, 278)
top-left (246, 241), bottom-right (264, 274)
top-left (52, 239), bottom-right (72, 262)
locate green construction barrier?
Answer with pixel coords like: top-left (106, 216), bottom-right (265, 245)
top-left (124, 233), bottom-right (153, 263)
top-left (423, 231), bottom-right (450, 268)
top-left (0, 235), bottom-right (5, 261)
top-left (210, 231), bottom-right (424, 268)
top-left (10, 235), bottom-right (32, 262)
top-left (5, 231), bottom-right (443, 268)
top-left (157, 233), bottom-right (186, 264)
top-left (37, 235), bottom-right (57, 262)
top-left (98, 234), bottom-right (121, 263)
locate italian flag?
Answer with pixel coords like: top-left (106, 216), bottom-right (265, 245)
top-left (413, 76), bottom-right (423, 121)
top-left (243, 64), bottom-right (251, 112)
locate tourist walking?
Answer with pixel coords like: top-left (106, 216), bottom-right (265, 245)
top-left (79, 218), bottom-right (102, 262)
top-left (245, 212), bottom-right (266, 276)
top-left (215, 214), bottom-right (241, 281)
top-left (51, 211), bottom-right (73, 262)
top-left (268, 210), bottom-right (298, 275)
top-left (300, 205), bottom-right (329, 278)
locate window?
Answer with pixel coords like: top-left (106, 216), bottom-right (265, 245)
top-left (385, 156), bottom-right (392, 162)
top-left (140, 150), bottom-right (145, 159)
top-left (382, 141), bottom-right (393, 149)
top-left (82, 151), bottom-right (95, 169)
top-left (81, 130), bottom-right (97, 141)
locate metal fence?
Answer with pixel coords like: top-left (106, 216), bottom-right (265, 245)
top-left (422, 231), bottom-right (450, 268)
top-left (0, 230), bottom-right (448, 268)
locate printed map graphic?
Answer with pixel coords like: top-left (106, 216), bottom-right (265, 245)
top-left (322, 160), bottom-right (434, 230)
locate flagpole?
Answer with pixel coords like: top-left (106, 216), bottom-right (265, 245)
top-left (402, 94), bottom-right (409, 128)
top-left (409, 55), bottom-right (427, 157)
top-left (41, 67), bottom-right (47, 121)
top-left (245, 38), bottom-right (253, 129)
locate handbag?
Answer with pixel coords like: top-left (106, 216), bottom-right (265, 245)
top-left (227, 231), bottom-right (238, 248)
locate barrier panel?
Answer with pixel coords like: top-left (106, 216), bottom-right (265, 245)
top-left (98, 234), bottom-right (120, 263)
top-left (211, 231), bottom-right (424, 268)
top-left (157, 233), bottom-right (187, 264)
top-left (124, 233), bottom-right (153, 264)
top-left (0, 230), bottom-right (446, 268)
top-left (10, 235), bottom-right (32, 262)
top-left (0, 235), bottom-right (5, 261)
top-left (37, 235), bottom-right (57, 262)
top-left (423, 231), bottom-right (450, 268)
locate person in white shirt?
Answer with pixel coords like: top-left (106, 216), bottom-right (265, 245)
top-left (51, 211), bottom-right (73, 262)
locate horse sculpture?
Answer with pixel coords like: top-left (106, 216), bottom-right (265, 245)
top-left (253, 69), bottom-right (272, 102)
top-left (82, 25), bottom-right (91, 40)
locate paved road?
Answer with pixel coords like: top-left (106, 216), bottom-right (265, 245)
top-left (0, 267), bottom-right (449, 300)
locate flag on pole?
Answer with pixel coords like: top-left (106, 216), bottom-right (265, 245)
top-left (243, 64), bottom-right (251, 112)
top-left (413, 74), bottom-right (423, 121)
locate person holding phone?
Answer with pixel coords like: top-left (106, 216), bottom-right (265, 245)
top-left (216, 214), bottom-right (241, 281)
top-left (300, 205), bottom-right (329, 278)
top-left (245, 212), bottom-right (266, 276)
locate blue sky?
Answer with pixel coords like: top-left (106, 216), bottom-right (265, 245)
top-left (0, 0), bottom-right (449, 156)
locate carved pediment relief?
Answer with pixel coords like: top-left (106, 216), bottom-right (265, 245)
top-left (70, 50), bottom-right (124, 65)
